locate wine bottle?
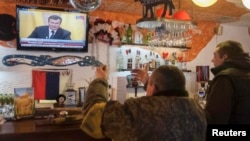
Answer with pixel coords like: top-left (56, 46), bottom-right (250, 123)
top-left (126, 24), bottom-right (133, 44)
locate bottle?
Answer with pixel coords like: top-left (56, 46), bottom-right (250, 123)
top-left (182, 51), bottom-right (187, 70)
top-left (145, 32), bottom-right (151, 45)
top-left (121, 25), bottom-right (127, 44)
top-left (116, 49), bottom-right (124, 71)
top-left (138, 51), bottom-right (144, 69)
top-left (197, 82), bottom-right (206, 109)
top-left (135, 50), bottom-right (141, 69)
top-left (155, 54), bottom-right (161, 69)
top-left (78, 87), bottom-right (86, 106)
top-left (143, 54), bottom-right (150, 69)
top-left (126, 24), bottom-right (133, 44)
top-left (64, 83), bottom-right (77, 106)
top-left (149, 51), bottom-right (155, 71)
top-left (127, 49), bottom-right (133, 70)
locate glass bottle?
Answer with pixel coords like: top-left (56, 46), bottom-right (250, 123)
top-left (149, 51), bottom-right (155, 71)
top-left (126, 24), bottom-right (133, 44)
top-left (116, 49), bottom-right (124, 71)
top-left (127, 49), bottom-right (133, 70)
top-left (121, 25), bottom-right (127, 44)
top-left (143, 54), bottom-right (150, 69)
top-left (135, 50), bottom-right (141, 69)
top-left (155, 54), bottom-right (161, 69)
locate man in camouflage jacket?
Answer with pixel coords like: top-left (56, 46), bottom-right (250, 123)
top-left (80, 65), bottom-right (206, 141)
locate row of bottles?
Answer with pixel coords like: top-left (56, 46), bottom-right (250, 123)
top-left (116, 49), bottom-right (162, 71)
top-left (120, 24), bottom-right (144, 45)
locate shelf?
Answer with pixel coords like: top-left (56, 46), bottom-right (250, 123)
top-left (121, 44), bottom-right (191, 50)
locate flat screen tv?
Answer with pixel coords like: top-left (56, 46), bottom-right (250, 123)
top-left (16, 5), bottom-right (89, 52)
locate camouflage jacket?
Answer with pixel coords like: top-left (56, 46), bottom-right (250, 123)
top-left (80, 78), bottom-right (206, 141)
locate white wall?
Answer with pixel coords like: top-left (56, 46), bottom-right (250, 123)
top-left (188, 24), bottom-right (250, 80)
top-left (1, 24), bottom-right (250, 96)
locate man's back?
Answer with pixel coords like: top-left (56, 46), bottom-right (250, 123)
top-left (206, 67), bottom-right (250, 124)
top-left (102, 95), bottom-right (206, 141)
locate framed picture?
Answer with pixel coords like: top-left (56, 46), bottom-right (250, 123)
top-left (14, 87), bottom-right (35, 119)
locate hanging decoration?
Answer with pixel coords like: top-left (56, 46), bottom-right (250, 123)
top-left (89, 18), bottom-right (120, 69)
top-left (89, 18), bottom-right (120, 45)
top-left (2, 55), bottom-right (102, 67)
top-left (70, 0), bottom-right (102, 12)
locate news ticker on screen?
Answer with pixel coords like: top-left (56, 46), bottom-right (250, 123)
top-left (20, 38), bottom-right (85, 48)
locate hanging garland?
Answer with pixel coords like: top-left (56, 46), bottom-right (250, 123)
top-left (89, 18), bottom-right (121, 68)
top-left (89, 18), bottom-right (120, 45)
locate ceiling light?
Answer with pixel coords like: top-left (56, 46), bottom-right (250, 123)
top-left (70, 0), bottom-right (102, 12)
top-left (192, 0), bottom-right (217, 7)
top-left (242, 0), bottom-right (250, 9)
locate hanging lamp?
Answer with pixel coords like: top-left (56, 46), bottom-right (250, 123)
top-left (242, 0), bottom-right (250, 9)
top-left (192, 0), bottom-right (217, 7)
top-left (70, 0), bottom-right (102, 12)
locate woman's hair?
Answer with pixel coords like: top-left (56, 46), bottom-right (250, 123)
top-left (216, 40), bottom-right (244, 58)
top-left (149, 65), bottom-right (186, 92)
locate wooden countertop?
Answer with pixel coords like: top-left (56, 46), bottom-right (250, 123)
top-left (0, 117), bottom-right (111, 141)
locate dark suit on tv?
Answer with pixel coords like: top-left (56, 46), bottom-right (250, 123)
top-left (28, 26), bottom-right (71, 40)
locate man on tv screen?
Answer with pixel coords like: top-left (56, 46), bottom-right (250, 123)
top-left (28, 15), bottom-right (71, 40)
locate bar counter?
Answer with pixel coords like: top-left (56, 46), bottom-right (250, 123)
top-left (0, 117), bottom-right (111, 141)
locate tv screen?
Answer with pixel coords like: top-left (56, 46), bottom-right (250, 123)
top-left (16, 5), bottom-right (88, 52)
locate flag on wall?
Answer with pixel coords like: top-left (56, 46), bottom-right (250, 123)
top-left (32, 69), bottom-right (72, 100)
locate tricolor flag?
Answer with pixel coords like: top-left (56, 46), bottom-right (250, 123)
top-left (32, 69), bottom-right (72, 100)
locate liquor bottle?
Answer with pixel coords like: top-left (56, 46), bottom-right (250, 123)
top-left (138, 51), bottom-right (144, 69)
top-left (135, 50), bottom-right (141, 69)
top-left (182, 51), bottom-right (187, 70)
top-left (149, 51), bottom-right (155, 71)
top-left (145, 32), bottom-right (151, 45)
top-left (121, 25), bottom-right (127, 44)
top-left (127, 49), bottom-right (133, 70)
top-left (143, 54), bottom-right (150, 69)
top-left (116, 49), bottom-right (124, 71)
top-left (155, 54), bottom-right (161, 69)
top-left (126, 24), bottom-right (133, 44)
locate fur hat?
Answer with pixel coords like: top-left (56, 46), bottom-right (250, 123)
top-left (0, 14), bottom-right (16, 41)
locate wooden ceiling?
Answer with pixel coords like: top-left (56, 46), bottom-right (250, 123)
top-left (95, 0), bottom-right (250, 24)
top-left (3, 0), bottom-right (250, 26)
